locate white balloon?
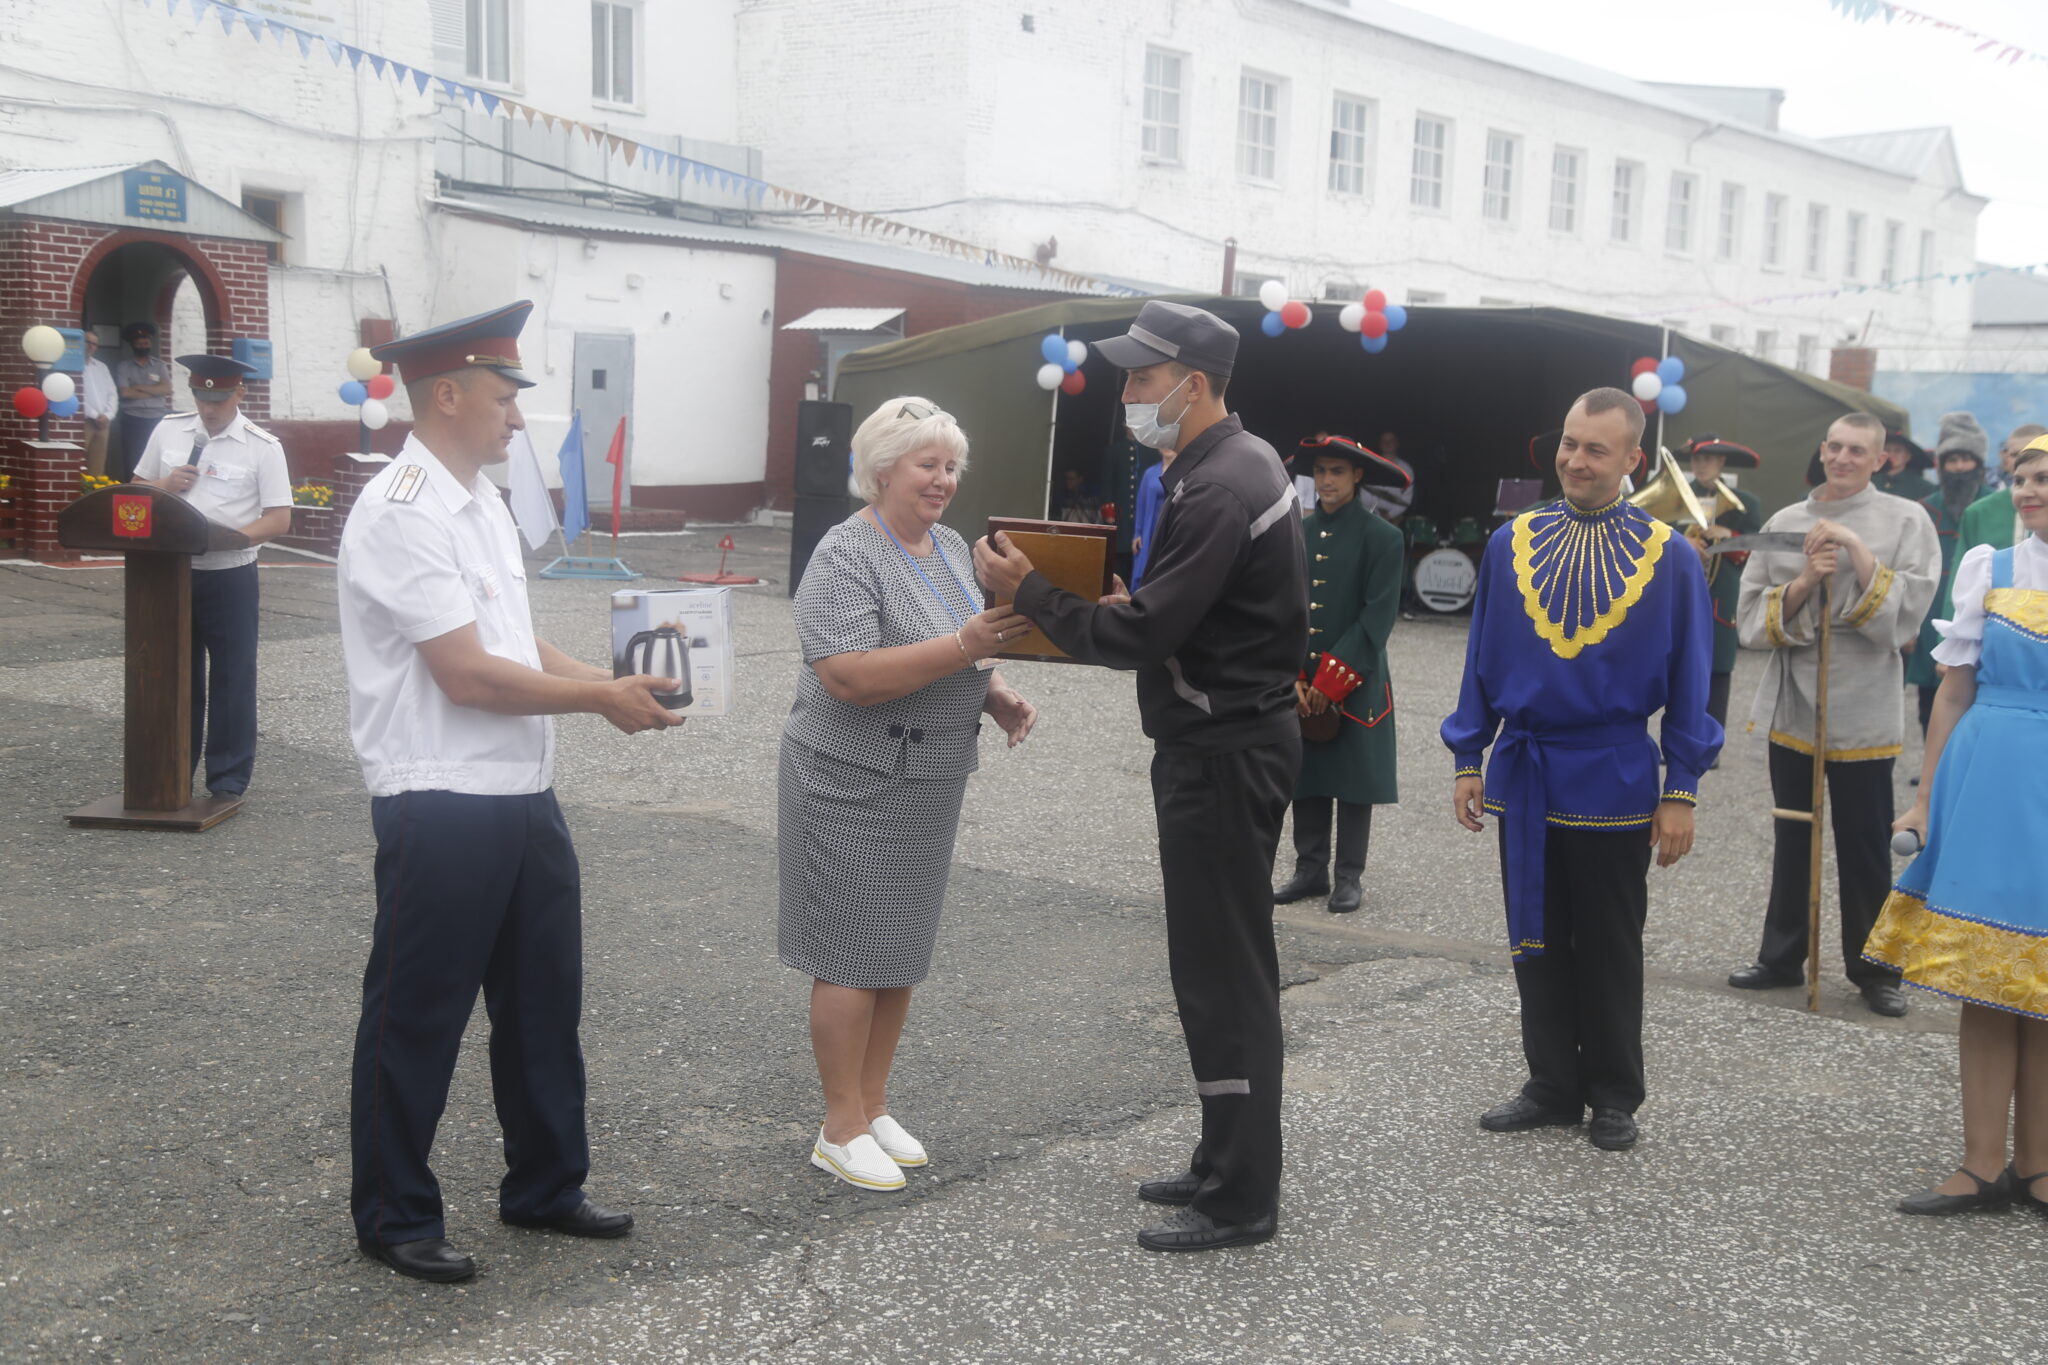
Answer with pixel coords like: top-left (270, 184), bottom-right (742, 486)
top-left (346, 347), bottom-right (381, 382)
top-left (1257, 280), bottom-right (1288, 312)
top-left (1035, 363), bottom-right (1064, 391)
top-left (359, 397), bottom-right (391, 430)
top-left (1066, 339), bottom-right (1087, 367)
top-left (40, 371), bottom-right (75, 403)
top-left (21, 325), bottom-right (66, 363)
top-left (1338, 303), bottom-right (1366, 333)
top-left (1630, 371), bottom-right (1663, 403)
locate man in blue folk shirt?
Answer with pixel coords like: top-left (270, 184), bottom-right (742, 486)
top-left (1443, 387), bottom-right (1721, 1154)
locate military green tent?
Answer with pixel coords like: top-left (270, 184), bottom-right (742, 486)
top-left (834, 295), bottom-right (1905, 542)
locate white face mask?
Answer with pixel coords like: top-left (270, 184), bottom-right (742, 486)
top-left (1125, 373), bottom-right (1193, 450)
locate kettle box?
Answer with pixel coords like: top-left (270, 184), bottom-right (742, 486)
top-left (609, 587), bottom-right (735, 717)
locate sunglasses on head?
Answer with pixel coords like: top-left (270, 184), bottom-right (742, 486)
top-left (898, 402), bottom-right (946, 422)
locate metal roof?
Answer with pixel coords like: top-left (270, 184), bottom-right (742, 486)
top-left (782, 307), bottom-right (906, 332)
top-left (0, 164), bottom-right (135, 208)
top-left (1974, 265), bottom-right (2048, 328)
top-left (430, 190), bottom-right (1126, 295)
top-left (0, 160), bottom-right (284, 241)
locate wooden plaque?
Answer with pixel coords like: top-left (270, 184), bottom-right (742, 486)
top-left (986, 517), bottom-right (1115, 663)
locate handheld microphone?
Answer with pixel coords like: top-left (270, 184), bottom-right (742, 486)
top-left (185, 429), bottom-right (208, 467)
top-left (1890, 829), bottom-right (1923, 857)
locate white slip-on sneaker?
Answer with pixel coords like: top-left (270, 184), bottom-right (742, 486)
top-left (811, 1128), bottom-right (905, 1190)
top-left (868, 1114), bottom-right (928, 1167)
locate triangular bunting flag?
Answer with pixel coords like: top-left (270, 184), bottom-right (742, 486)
top-left (217, 6), bottom-right (236, 35)
top-left (369, 54), bottom-right (389, 78)
top-left (190, 0), bottom-right (210, 25)
top-left (326, 36), bottom-right (344, 63)
top-left (541, 111), bottom-right (557, 131)
top-left (622, 141), bottom-right (638, 166)
top-left (518, 102), bottom-right (536, 124)
top-left (412, 67), bottom-right (431, 94)
top-left (294, 26), bottom-right (313, 56)
top-left (244, 14), bottom-right (264, 39)
top-left (480, 92), bottom-right (500, 115)
top-left (266, 19), bottom-right (290, 43)
top-left (344, 44), bottom-right (364, 69)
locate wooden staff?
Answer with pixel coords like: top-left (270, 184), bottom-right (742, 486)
top-left (1767, 577), bottom-right (1831, 1012)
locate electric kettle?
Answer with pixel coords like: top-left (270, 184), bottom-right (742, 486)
top-left (620, 625), bottom-right (692, 710)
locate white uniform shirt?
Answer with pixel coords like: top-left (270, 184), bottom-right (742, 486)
top-left (1932, 534), bottom-right (2047, 669)
top-left (80, 355), bottom-right (118, 421)
top-left (337, 434), bottom-right (553, 797)
top-left (133, 410), bottom-right (292, 571)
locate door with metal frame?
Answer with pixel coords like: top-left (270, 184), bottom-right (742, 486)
top-left (573, 332), bottom-right (634, 510)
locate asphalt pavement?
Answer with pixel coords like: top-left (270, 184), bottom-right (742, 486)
top-left (0, 525), bottom-right (2040, 1365)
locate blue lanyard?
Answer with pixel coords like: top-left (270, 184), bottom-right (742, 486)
top-left (871, 513), bottom-right (977, 628)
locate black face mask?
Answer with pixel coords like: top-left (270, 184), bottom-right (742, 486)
top-left (1940, 466), bottom-right (1984, 514)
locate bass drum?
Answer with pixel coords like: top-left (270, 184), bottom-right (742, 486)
top-left (1414, 547), bottom-right (1478, 613)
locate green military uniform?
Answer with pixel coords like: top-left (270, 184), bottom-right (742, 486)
top-left (1692, 477), bottom-right (1763, 676)
top-left (1905, 488), bottom-right (1968, 693)
top-left (1297, 495), bottom-right (1403, 806)
top-left (1940, 488), bottom-right (2021, 617)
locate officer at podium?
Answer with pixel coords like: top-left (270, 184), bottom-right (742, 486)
top-left (135, 354), bottom-right (292, 799)
top-left (337, 301), bottom-right (684, 1284)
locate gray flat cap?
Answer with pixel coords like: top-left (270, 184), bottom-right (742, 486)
top-left (1095, 300), bottom-right (1240, 377)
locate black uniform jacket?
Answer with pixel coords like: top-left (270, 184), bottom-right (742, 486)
top-left (1017, 414), bottom-right (1310, 754)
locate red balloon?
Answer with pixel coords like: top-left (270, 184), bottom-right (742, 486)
top-left (1059, 369), bottom-right (1086, 395)
top-left (1630, 356), bottom-right (1660, 377)
top-left (365, 373), bottom-right (396, 400)
top-left (1279, 300), bottom-right (1311, 329)
top-left (12, 386), bottom-right (48, 419)
top-left (1360, 310), bottom-right (1389, 339)
top-left (1363, 289), bottom-right (1387, 313)
top-left (1639, 396), bottom-right (1659, 414)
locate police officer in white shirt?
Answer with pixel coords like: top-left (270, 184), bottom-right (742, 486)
top-left (135, 354), bottom-right (292, 799)
top-left (338, 301), bottom-right (683, 1285)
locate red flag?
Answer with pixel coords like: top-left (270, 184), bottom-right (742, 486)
top-left (604, 416), bottom-right (627, 538)
top-left (718, 534), bottom-right (736, 551)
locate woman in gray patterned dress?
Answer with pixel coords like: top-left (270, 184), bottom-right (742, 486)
top-left (779, 397), bottom-right (1039, 1191)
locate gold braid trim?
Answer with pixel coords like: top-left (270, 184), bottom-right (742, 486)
top-left (1985, 587), bottom-right (2048, 642)
top-left (1863, 890), bottom-right (2048, 1021)
top-left (1764, 585), bottom-right (1791, 647)
top-left (1766, 730), bottom-right (1902, 762)
top-left (1843, 563), bottom-right (1895, 629)
top-left (1511, 505), bottom-right (1671, 659)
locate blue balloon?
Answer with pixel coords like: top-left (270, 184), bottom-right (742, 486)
top-left (49, 395), bottom-right (79, 418)
top-left (1062, 357), bottom-right (1079, 374)
top-left (1260, 312), bottom-right (1287, 338)
top-left (1039, 334), bottom-right (1067, 365)
top-left (340, 379), bottom-right (369, 404)
top-left (1657, 383), bottom-right (1689, 415)
top-left (1656, 355), bottom-right (1685, 386)
top-left (1382, 304), bottom-right (1408, 333)
top-left (1360, 332), bottom-right (1388, 354)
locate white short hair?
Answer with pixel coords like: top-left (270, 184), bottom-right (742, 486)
top-left (851, 397), bottom-right (969, 503)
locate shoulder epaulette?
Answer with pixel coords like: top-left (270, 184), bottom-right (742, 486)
top-left (386, 464), bottom-right (427, 504)
top-left (241, 420), bottom-right (281, 446)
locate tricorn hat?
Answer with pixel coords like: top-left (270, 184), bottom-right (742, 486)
top-left (1679, 433), bottom-right (1761, 469)
top-left (1292, 435), bottom-right (1411, 489)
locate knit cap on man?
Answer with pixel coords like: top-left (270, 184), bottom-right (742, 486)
top-left (1934, 411), bottom-right (1988, 464)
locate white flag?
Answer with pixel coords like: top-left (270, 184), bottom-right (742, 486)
top-left (505, 429), bottom-right (559, 552)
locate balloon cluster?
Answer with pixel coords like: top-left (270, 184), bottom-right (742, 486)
top-left (1629, 355), bottom-right (1689, 415)
top-left (1337, 289), bottom-right (1408, 354)
top-left (1254, 280), bottom-right (1313, 338)
top-left (1035, 333), bottom-right (1089, 395)
top-left (14, 325), bottom-right (81, 419)
top-left (339, 347), bottom-right (396, 430)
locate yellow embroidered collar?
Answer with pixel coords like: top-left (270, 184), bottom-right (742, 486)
top-left (1511, 498), bottom-right (1670, 658)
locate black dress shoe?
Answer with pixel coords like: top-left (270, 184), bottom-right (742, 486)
top-left (1727, 963), bottom-right (1802, 990)
top-left (1273, 870), bottom-right (1330, 905)
top-left (1860, 980), bottom-right (1910, 1017)
top-left (1897, 1165), bottom-right (2013, 1215)
top-left (358, 1236), bottom-right (476, 1283)
top-left (1136, 1205), bottom-right (1276, 1252)
top-left (1588, 1108), bottom-right (1638, 1151)
top-left (1327, 879), bottom-right (1362, 914)
top-left (501, 1198), bottom-right (634, 1238)
top-left (1479, 1095), bottom-right (1582, 1132)
top-left (1137, 1169), bottom-right (1200, 1206)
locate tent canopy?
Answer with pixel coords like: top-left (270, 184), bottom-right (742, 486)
top-left (835, 296), bottom-right (1905, 540)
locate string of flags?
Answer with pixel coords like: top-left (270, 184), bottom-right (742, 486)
top-left (136, 0), bottom-right (1141, 297)
top-left (1826, 0), bottom-right (2048, 70)
top-left (1618, 259), bottom-right (2048, 322)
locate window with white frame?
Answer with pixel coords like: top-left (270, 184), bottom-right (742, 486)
top-left (591, 2), bottom-right (636, 104)
top-left (1549, 147), bottom-right (1581, 232)
top-left (1406, 288), bottom-right (1446, 305)
top-left (1716, 184), bottom-right (1743, 261)
top-left (1762, 192), bottom-right (1786, 269)
top-left (1482, 130), bottom-right (1518, 223)
top-left (1329, 94), bottom-right (1374, 196)
top-left (1709, 324), bottom-right (1738, 347)
top-left (1806, 204), bottom-right (1829, 275)
top-left (1142, 47), bottom-right (1185, 165)
top-left (1410, 114), bottom-right (1449, 210)
top-left (1666, 172), bottom-right (1697, 253)
top-left (465, 0), bottom-right (512, 85)
top-left (1610, 160), bottom-right (1640, 242)
top-left (1232, 271), bottom-right (1283, 300)
top-left (1796, 335), bottom-right (1819, 373)
top-left (1236, 71), bottom-right (1282, 183)
top-left (1883, 219), bottom-right (1902, 284)
top-left (1919, 228), bottom-right (1936, 284)
top-left (1754, 329), bottom-right (1777, 360)
top-left (1841, 211), bottom-right (1865, 280)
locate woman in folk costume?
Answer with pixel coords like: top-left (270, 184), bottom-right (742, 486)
top-left (1866, 433), bottom-right (2048, 1218)
top-left (1273, 436), bottom-right (1409, 914)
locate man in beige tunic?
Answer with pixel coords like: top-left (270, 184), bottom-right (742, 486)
top-left (1728, 412), bottom-right (1940, 1016)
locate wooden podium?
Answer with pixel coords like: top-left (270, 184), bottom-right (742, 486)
top-left (58, 485), bottom-right (250, 831)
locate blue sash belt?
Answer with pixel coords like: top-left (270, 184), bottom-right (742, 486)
top-left (1493, 720), bottom-right (1650, 960)
top-left (1972, 684), bottom-right (2048, 715)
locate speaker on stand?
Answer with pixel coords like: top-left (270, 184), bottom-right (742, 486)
top-left (791, 400), bottom-right (854, 596)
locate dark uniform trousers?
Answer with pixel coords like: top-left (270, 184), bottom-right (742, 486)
top-left (351, 788), bottom-right (590, 1246)
top-left (189, 562), bottom-right (260, 795)
top-left (1506, 826), bottom-right (1653, 1115)
top-left (1706, 672), bottom-right (1733, 733)
top-left (1758, 744), bottom-right (1901, 986)
top-left (114, 412), bottom-right (161, 485)
top-left (1289, 797), bottom-right (1371, 883)
top-left (1152, 735), bottom-right (1298, 1225)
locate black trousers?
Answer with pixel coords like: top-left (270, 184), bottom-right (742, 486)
top-left (351, 789), bottom-right (590, 1245)
top-left (1759, 744), bottom-right (1900, 985)
top-left (189, 563), bottom-right (259, 796)
top-left (1503, 825), bottom-right (1652, 1114)
top-left (1152, 736), bottom-right (1298, 1224)
top-left (1707, 671), bottom-right (1733, 733)
top-left (113, 412), bottom-right (161, 483)
top-left (1289, 797), bottom-right (1371, 883)
top-left (1917, 684), bottom-right (1937, 737)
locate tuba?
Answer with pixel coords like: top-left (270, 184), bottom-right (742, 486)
top-left (1630, 448), bottom-right (1744, 580)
